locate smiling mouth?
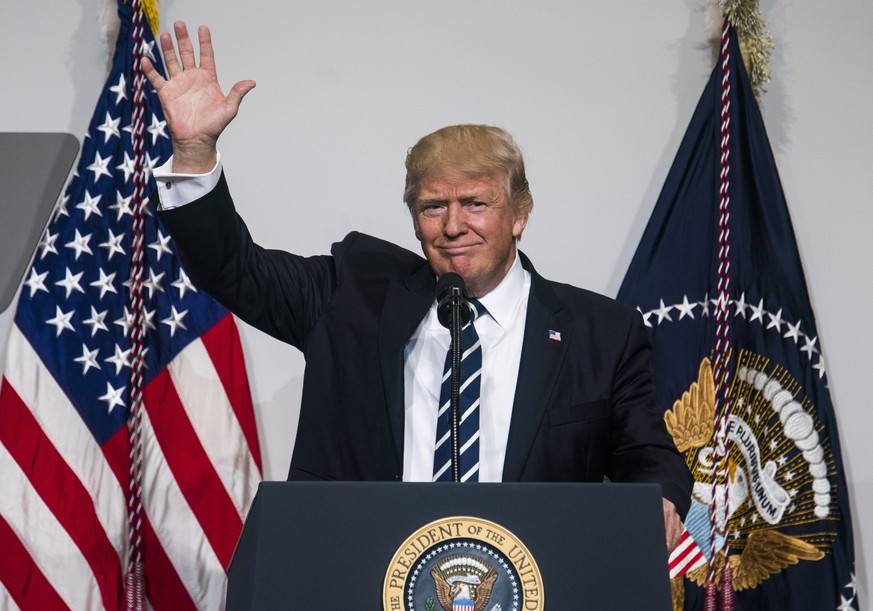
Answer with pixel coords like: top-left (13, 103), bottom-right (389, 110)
top-left (439, 243), bottom-right (479, 254)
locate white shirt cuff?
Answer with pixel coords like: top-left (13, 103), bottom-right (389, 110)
top-left (153, 153), bottom-right (223, 210)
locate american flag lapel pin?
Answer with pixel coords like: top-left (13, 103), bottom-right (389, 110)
top-left (548, 329), bottom-right (562, 342)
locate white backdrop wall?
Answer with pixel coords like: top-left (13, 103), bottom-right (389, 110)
top-left (2, 0), bottom-right (870, 604)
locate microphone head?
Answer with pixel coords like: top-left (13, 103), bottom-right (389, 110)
top-left (436, 273), bottom-right (471, 328)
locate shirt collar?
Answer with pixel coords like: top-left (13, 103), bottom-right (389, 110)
top-left (475, 252), bottom-right (527, 329)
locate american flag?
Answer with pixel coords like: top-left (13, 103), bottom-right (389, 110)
top-left (0, 2), bottom-right (261, 609)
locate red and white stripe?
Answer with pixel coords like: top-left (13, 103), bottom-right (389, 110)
top-left (668, 529), bottom-right (707, 579)
top-left (0, 313), bottom-right (261, 609)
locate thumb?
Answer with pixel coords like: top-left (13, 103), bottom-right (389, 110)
top-left (227, 79), bottom-right (257, 111)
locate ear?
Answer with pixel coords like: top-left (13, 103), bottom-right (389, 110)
top-left (512, 210), bottom-right (529, 239)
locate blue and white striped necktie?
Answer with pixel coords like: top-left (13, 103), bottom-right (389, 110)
top-left (433, 299), bottom-right (486, 482)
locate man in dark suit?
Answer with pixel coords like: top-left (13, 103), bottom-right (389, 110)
top-left (144, 22), bottom-right (692, 551)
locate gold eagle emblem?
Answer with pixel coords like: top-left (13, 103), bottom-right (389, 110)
top-left (665, 354), bottom-right (831, 610)
top-left (430, 555), bottom-right (497, 611)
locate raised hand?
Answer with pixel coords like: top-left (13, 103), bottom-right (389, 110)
top-left (141, 21), bottom-right (256, 173)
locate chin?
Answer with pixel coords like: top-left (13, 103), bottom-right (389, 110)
top-left (432, 258), bottom-right (468, 279)
top-left (447, 265), bottom-right (476, 283)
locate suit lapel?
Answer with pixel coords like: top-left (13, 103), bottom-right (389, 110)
top-left (378, 264), bottom-right (435, 469)
top-left (502, 254), bottom-right (572, 481)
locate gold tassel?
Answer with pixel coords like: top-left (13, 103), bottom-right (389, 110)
top-left (140, 0), bottom-right (160, 35)
top-left (720, 0), bottom-right (773, 103)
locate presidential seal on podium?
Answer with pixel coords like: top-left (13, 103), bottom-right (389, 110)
top-left (383, 516), bottom-right (544, 611)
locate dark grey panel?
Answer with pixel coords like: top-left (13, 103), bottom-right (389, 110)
top-left (0, 132), bottom-right (78, 312)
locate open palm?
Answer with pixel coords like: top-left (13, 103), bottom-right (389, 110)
top-left (141, 22), bottom-right (255, 173)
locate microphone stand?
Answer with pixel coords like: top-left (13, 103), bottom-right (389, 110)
top-left (446, 286), bottom-right (464, 483)
top-left (436, 273), bottom-right (471, 483)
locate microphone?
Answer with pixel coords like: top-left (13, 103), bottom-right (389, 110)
top-left (436, 273), bottom-right (471, 328)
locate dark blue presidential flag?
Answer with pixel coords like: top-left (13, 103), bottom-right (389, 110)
top-left (617, 23), bottom-right (857, 611)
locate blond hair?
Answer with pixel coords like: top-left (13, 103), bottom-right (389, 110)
top-left (404, 125), bottom-right (533, 215)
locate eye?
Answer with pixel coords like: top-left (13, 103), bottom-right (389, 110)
top-left (419, 202), bottom-right (446, 217)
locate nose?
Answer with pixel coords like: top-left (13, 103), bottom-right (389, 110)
top-left (443, 203), bottom-right (467, 237)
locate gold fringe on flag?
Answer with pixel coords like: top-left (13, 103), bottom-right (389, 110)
top-left (141, 0), bottom-right (160, 34)
top-left (123, 0), bottom-right (160, 35)
top-left (720, 0), bottom-right (773, 102)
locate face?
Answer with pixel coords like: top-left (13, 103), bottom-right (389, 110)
top-left (412, 172), bottom-right (528, 298)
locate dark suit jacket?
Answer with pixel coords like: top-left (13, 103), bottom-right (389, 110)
top-left (156, 172), bottom-right (692, 515)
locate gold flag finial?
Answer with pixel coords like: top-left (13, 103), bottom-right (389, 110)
top-left (720, 0), bottom-right (773, 103)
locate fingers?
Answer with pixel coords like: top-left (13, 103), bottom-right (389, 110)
top-left (663, 498), bottom-right (682, 553)
top-left (666, 524), bottom-right (681, 553)
top-left (159, 30), bottom-right (181, 78)
top-left (197, 25), bottom-right (216, 74)
top-left (140, 57), bottom-right (165, 90)
top-left (157, 22), bottom-right (218, 78)
top-left (174, 21), bottom-right (197, 71)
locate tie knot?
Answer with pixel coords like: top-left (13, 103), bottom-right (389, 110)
top-left (469, 299), bottom-right (487, 321)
